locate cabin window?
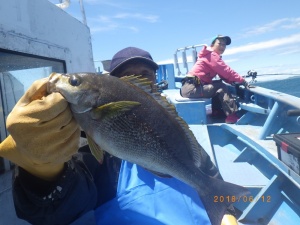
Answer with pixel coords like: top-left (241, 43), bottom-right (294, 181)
top-left (0, 49), bottom-right (66, 171)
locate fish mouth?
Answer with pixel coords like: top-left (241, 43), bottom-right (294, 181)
top-left (47, 72), bottom-right (63, 94)
top-left (47, 72), bottom-right (93, 114)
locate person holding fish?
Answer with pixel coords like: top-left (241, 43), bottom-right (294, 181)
top-left (180, 35), bottom-right (251, 124)
top-left (0, 47), bottom-right (245, 225)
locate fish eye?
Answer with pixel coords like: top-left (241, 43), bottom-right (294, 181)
top-left (69, 75), bottom-right (81, 86)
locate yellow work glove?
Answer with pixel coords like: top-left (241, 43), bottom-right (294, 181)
top-left (0, 78), bottom-right (80, 181)
top-left (221, 214), bottom-right (238, 225)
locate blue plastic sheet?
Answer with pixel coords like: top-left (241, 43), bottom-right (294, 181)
top-left (70, 210), bottom-right (97, 225)
top-left (95, 161), bottom-right (211, 225)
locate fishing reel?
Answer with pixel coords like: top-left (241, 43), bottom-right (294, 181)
top-left (246, 70), bottom-right (257, 83)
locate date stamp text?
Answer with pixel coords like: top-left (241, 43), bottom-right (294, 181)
top-left (213, 195), bottom-right (271, 203)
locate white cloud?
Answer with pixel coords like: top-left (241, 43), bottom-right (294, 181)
top-left (127, 26), bottom-right (139, 32)
top-left (114, 13), bottom-right (159, 23)
top-left (90, 24), bottom-right (118, 33)
top-left (242, 17), bottom-right (300, 37)
top-left (88, 13), bottom-right (159, 33)
top-left (243, 18), bottom-right (289, 36)
top-left (91, 15), bottom-right (113, 23)
top-left (84, 0), bottom-right (124, 8)
top-left (88, 15), bottom-right (118, 33)
top-left (254, 64), bottom-right (300, 75)
top-left (90, 24), bottom-right (139, 33)
top-left (225, 33), bottom-right (300, 55)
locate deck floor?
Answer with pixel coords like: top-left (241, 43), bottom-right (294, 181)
top-left (0, 170), bottom-right (30, 225)
top-left (226, 124), bottom-right (279, 157)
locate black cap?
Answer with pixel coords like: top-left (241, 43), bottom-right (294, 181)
top-left (109, 47), bottom-right (158, 75)
top-left (211, 35), bottom-right (231, 45)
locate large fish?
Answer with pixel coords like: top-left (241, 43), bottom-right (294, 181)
top-left (47, 72), bottom-right (249, 225)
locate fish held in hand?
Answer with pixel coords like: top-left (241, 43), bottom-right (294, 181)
top-left (48, 72), bottom-right (249, 225)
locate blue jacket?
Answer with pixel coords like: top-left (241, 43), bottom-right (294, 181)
top-left (13, 153), bottom-right (210, 225)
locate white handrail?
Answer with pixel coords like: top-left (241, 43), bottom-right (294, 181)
top-left (174, 44), bottom-right (206, 75)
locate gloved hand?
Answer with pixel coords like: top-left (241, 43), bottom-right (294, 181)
top-left (241, 80), bottom-right (254, 89)
top-left (0, 78), bottom-right (80, 181)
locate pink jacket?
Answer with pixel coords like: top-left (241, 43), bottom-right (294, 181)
top-left (188, 46), bottom-right (244, 84)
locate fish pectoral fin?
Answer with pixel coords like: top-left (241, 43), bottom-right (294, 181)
top-left (145, 169), bottom-right (172, 178)
top-left (87, 134), bottom-right (104, 164)
top-left (91, 101), bottom-right (141, 120)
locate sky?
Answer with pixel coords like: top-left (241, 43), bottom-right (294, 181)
top-left (50, 0), bottom-right (300, 77)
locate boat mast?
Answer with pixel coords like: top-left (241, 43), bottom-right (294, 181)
top-left (79, 0), bottom-right (87, 25)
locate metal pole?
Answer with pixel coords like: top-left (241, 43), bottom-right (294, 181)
top-left (79, 0), bottom-right (87, 25)
top-left (258, 101), bottom-right (281, 140)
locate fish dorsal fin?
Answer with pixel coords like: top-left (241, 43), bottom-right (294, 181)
top-left (120, 75), bottom-right (176, 111)
top-left (120, 75), bottom-right (202, 167)
top-left (91, 101), bottom-right (141, 120)
top-left (120, 75), bottom-right (153, 91)
top-left (87, 134), bottom-right (104, 164)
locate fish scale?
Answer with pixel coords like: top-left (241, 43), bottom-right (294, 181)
top-left (48, 72), bottom-right (250, 225)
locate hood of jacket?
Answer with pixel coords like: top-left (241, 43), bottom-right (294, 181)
top-left (198, 45), bottom-right (215, 58)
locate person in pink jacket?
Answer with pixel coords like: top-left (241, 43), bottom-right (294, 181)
top-left (180, 35), bottom-right (249, 123)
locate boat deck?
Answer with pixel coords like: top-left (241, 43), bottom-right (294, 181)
top-left (189, 123), bottom-right (300, 225)
top-left (224, 124), bottom-right (278, 156)
top-left (0, 170), bottom-right (30, 225)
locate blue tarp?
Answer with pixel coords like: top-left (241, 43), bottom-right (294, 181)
top-left (95, 161), bottom-right (211, 225)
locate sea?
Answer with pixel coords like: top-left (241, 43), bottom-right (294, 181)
top-left (253, 76), bottom-right (300, 97)
top-left (175, 75), bottom-right (300, 97)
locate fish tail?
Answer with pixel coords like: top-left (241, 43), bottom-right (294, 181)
top-left (197, 175), bottom-right (249, 225)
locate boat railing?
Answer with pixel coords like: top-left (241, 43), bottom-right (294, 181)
top-left (236, 85), bottom-right (300, 139)
top-left (173, 44), bottom-right (206, 76)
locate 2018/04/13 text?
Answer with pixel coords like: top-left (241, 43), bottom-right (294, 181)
top-left (213, 195), bottom-right (271, 203)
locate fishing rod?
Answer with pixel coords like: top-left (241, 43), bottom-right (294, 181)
top-left (257, 73), bottom-right (300, 76)
top-left (243, 70), bottom-right (300, 83)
